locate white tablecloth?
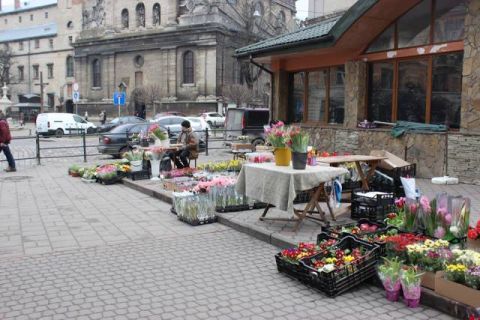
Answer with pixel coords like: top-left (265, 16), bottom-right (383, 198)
top-left (235, 163), bottom-right (348, 212)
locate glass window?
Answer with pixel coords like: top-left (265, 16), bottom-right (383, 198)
top-left (366, 25), bottom-right (395, 53)
top-left (329, 66), bottom-right (345, 124)
top-left (307, 70), bottom-right (327, 122)
top-left (92, 59), bottom-right (101, 87)
top-left (66, 56), bottom-right (74, 77)
top-left (397, 0), bottom-right (431, 48)
top-left (18, 66), bottom-right (24, 81)
top-left (136, 3), bottom-right (145, 27)
top-left (47, 64), bottom-right (54, 79)
top-left (289, 72), bottom-right (305, 123)
top-left (434, 0), bottom-right (467, 43)
top-left (74, 115), bottom-right (86, 123)
top-left (368, 63), bottom-right (393, 123)
top-left (47, 94), bottom-right (55, 109)
top-left (431, 53), bottom-right (463, 128)
top-left (33, 65), bottom-right (39, 80)
top-left (49, 39), bottom-right (53, 49)
top-left (183, 51), bottom-right (194, 84)
top-left (397, 60), bottom-right (428, 123)
top-left (153, 3), bottom-right (161, 26)
top-left (35, 39), bottom-right (40, 49)
top-left (121, 9), bottom-right (129, 28)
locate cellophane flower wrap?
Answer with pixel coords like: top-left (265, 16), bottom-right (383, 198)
top-left (145, 146), bottom-right (165, 161)
top-left (377, 257), bottom-right (402, 292)
top-left (402, 198), bottom-right (419, 232)
top-left (287, 126), bottom-right (309, 153)
top-left (149, 124), bottom-right (168, 141)
top-left (406, 239), bottom-right (452, 272)
top-left (264, 121), bottom-right (287, 148)
top-left (400, 265), bottom-right (424, 300)
top-left (449, 196), bottom-right (470, 240)
top-left (419, 196), bottom-right (439, 237)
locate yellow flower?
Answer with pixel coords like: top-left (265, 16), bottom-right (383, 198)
top-left (344, 255), bottom-right (355, 263)
top-left (446, 264), bottom-right (467, 272)
top-left (325, 257), bottom-right (337, 264)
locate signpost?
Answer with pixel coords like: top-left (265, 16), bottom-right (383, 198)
top-left (113, 91), bottom-right (126, 117)
top-left (72, 91), bottom-right (80, 114)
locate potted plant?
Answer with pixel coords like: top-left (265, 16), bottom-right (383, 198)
top-left (264, 121), bottom-right (290, 166)
top-left (287, 126), bottom-right (309, 170)
top-left (123, 150), bottom-right (144, 172)
top-left (400, 265), bottom-right (424, 308)
top-left (68, 164), bottom-right (81, 177)
top-left (81, 167), bottom-right (97, 183)
top-left (149, 124), bottom-right (169, 147)
top-left (377, 257), bottom-right (403, 302)
top-left (96, 164), bottom-right (120, 185)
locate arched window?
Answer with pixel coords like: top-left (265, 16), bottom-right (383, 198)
top-left (66, 55), bottom-right (74, 77)
top-left (253, 2), bottom-right (264, 16)
top-left (136, 3), bottom-right (145, 27)
top-left (92, 59), bottom-right (101, 87)
top-left (153, 3), bottom-right (161, 26)
top-left (121, 9), bottom-right (129, 29)
top-left (278, 11), bottom-right (286, 25)
top-left (183, 51), bottom-right (194, 84)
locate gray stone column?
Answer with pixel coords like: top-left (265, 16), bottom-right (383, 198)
top-left (461, 0), bottom-right (480, 133)
top-left (344, 60), bottom-right (367, 129)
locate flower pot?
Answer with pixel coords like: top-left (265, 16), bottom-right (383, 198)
top-left (404, 298), bottom-right (420, 308)
top-left (274, 147), bottom-right (291, 166)
top-left (291, 152), bottom-right (307, 170)
top-left (150, 159), bottom-right (161, 180)
top-left (386, 289), bottom-right (401, 302)
top-left (130, 160), bottom-right (143, 172)
top-left (401, 283), bottom-right (421, 308)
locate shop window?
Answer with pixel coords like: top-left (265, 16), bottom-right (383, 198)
top-left (153, 3), bottom-right (161, 26)
top-left (307, 70), bottom-right (328, 122)
top-left (136, 3), bottom-right (145, 27)
top-left (121, 9), bottom-right (129, 29)
top-left (49, 39), bottom-right (54, 49)
top-left (289, 72), bottom-right (305, 123)
top-left (368, 63), bottom-right (393, 123)
top-left (183, 51), bottom-right (194, 84)
top-left (329, 66), bottom-right (345, 124)
top-left (434, 0), bottom-right (467, 43)
top-left (366, 25), bottom-right (395, 53)
top-left (397, 60), bottom-right (428, 123)
top-left (19, 41), bottom-right (23, 51)
top-left (431, 53), bottom-right (463, 128)
top-left (92, 59), bottom-right (101, 88)
top-left (397, 0), bottom-right (430, 48)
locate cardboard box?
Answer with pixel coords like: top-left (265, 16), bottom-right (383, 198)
top-left (256, 145), bottom-right (274, 152)
top-left (370, 150), bottom-right (410, 170)
top-left (231, 143), bottom-right (253, 151)
top-left (435, 272), bottom-right (480, 308)
top-left (467, 238), bottom-right (480, 250)
top-left (421, 271), bottom-right (438, 290)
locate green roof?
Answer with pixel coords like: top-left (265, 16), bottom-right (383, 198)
top-left (236, 0), bottom-right (378, 58)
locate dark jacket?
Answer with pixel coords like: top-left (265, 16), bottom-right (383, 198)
top-left (177, 129), bottom-right (198, 156)
top-left (0, 119), bottom-right (12, 144)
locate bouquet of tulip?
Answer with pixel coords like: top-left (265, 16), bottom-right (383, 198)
top-left (419, 195), bottom-right (440, 237)
top-left (122, 150), bottom-right (144, 162)
top-left (148, 124), bottom-right (168, 141)
top-left (402, 198), bottom-right (419, 232)
top-left (400, 265), bottom-right (424, 308)
top-left (377, 257), bottom-right (403, 301)
top-left (264, 121), bottom-right (287, 148)
top-left (287, 126), bottom-right (309, 153)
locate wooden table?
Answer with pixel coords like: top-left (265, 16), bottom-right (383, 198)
top-left (316, 155), bottom-right (387, 191)
top-left (235, 163), bottom-right (348, 231)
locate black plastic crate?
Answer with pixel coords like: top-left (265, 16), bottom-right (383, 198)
top-left (300, 236), bottom-right (380, 297)
top-left (293, 190), bottom-right (311, 204)
top-left (127, 170), bottom-right (151, 181)
top-left (351, 190), bottom-right (395, 221)
top-left (215, 205), bottom-right (251, 213)
top-left (323, 218), bottom-right (387, 237)
top-left (316, 232), bottom-right (341, 244)
top-left (177, 216), bottom-right (218, 226)
top-left (371, 164), bottom-right (417, 197)
top-left (274, 254), bottom-right (310, 283)
top-left (342, 180), bottom-right (362, 191)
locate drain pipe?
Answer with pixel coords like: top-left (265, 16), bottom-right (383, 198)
top-left (249, 56), bottom-right (274, 122)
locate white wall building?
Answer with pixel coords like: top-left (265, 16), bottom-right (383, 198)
top-left (307, 0), bottom-right (357, 19)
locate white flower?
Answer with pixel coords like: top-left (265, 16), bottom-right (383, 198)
top-left (449, 225), bottom-right (459, 236)
top-left (320, 264), bottom-right (336, 273)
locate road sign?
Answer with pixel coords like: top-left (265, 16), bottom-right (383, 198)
top-left (73, 83), bottom-right (79, 91)
top-left (113, 92), bottom-right (126, 106)
top-left (72, 91), bottom-right (80, 103)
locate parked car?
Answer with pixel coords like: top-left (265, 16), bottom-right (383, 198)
top-left (224, 108), bottom-right (270, 146)
top-left (36, 113), bottom-right (97, 137)
top-left (152, 116), bottom-right (189, 135)
top-left (187, 117), bottom-right (210, 138)
top-left (153, 112), bottom-right (186, 119)
top-left (201, 112), bottom-right (225, 127)
top-left (98, 116), bottom-right (146, 133)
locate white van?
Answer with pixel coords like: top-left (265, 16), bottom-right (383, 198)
top-left (36, 113), bottom-right (97, 137)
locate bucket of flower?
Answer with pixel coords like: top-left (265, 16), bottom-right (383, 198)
top-left (81, 167), bottom-right (98, 183)
top-left (275, 234), bottom-right (339, 283)
top-left (406, 239), bottom-right (452, 290)
top-left (435, 249), bottom-right (480, 308)
top-left (122, 150), bottom-right (144, 173)
top-left (300, 236), bottom-right (380, 297)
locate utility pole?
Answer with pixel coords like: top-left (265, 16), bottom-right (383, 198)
top-left (34, 72), bottom-right (48, 113)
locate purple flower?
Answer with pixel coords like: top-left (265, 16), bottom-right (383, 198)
top-left (434, 226), bottom-right (446, 239)
top-left (437, 207), bottom-right (447, 218)
top-left (444, 214), bottom-right (452, 225)
top-left (420, 196), bottom-right (431, 213)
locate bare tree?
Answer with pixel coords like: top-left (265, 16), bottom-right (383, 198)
top-left (222, 84), bottom-right (254, 107)
top-left (142, 84), bottom-right (163, 116)
top-left (0, 46), bottom-right (14, 85)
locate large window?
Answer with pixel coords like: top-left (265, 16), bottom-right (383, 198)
top-left (367, 52), bottom-right (463, 128)
top-left (153, 3), bottom-right (161, 26)
top-left (92, 59), bottom-right (101, 88)
top-left (66, 56), bottom-right (74, 77)
top-left (288, 66), bottom-right (345, 124)
top-left (47, 63), bottom-right (54, 79)
top-left (121, 9), bottom-right (129, 29)
top-left (183, 51), bottom-right (194, 84)
top-left (136, 3), bottom-right (145, 27)
top-left (367, 0), bottom-right (466, 53)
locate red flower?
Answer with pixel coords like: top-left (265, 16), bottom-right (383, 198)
top-left (468, 228), bottom-right (479, 240)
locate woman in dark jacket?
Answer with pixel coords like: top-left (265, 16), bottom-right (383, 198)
top-left (0, 111), bottom-right (16, 172)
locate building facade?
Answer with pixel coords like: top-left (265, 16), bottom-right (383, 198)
top-left (0, 0), bottom-right (82, 118)
top-left (238, 0), bottom-right (480, 184)
top-left (307, 0), bottom-right (357, 19)
top-left (73, 0), bottom-right (297, 116)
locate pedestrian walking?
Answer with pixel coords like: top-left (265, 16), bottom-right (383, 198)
top-left (102, 110), bottom-right (107, 124)
top-left (0, 111), bottom-right (16, 172)
top-left (99, 111), bottom-right (105, 125)
top-left (84, 111), bottom-right (89, 121)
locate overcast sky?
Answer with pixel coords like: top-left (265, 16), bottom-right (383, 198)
top-left (2, 0), bottom-right (311, 20)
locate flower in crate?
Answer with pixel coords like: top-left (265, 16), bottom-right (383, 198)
top-left (467, 219), bottom-right (480, 240)
top-left (466, 266), bottom-right (480, 290)
top-left (445, 263), bottom-right (468, 284)
top-left (280, 242), bottom-right (319, 264)
top-left (96, 164), bottom-right (118, 180)
top-left (451, 249), bottom-right (480, 267)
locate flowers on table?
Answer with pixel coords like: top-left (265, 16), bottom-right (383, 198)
top-left (197, 160), bottom-right (243, 172)
top-left (286, 126), bottom-right (309, 153)
top-left (264, 121), bottom-right (287, 148)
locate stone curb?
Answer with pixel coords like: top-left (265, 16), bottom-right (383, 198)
top-left (121, 178), bottom-right (479, 319)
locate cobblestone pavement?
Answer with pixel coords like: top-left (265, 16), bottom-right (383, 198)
top-left (0, 163), bottom-right (456, 320)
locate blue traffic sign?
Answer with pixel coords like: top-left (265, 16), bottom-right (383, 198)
top-left (113, 92), bottom-right (126, 106)
top-left (72, 91), bottom-right (80, 103)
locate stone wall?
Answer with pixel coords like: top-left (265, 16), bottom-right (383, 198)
top-left (461, 0), bottom-right (480, 132)
top-left (447, 133), bottom-right (480, 185)
top-left (344, 61), bottom-right (367, 128)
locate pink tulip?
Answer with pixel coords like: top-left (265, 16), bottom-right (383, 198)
top-left (444, 214), bottom-right (452, 225)
top-left (434, 226), bottom-right (446, 239)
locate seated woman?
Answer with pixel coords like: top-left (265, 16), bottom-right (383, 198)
top-left (170, 120), bottom-right (198, 169)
